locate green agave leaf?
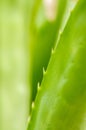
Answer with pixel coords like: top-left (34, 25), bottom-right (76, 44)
top-left (28, 0), bottom-right (86, 129)
top-left (0, 1), bottom-right (29, 130)
top-left (29, 0), bottom-right (75, 102)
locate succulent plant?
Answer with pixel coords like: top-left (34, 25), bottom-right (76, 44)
top-left (29, 0), bottom-right (78, 103)
top-left (29, 0), bottom-right (67, 102)
top-left (28, 0), bottom-right (86, 129)
top-left (1, 0), bottom-right (86, 130)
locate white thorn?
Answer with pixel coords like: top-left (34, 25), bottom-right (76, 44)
top-left (43, 67), bottom-right (46, 75)
top-left (32, 102), bottom-right (35, 109)
top-left (27, 116), bottom-right (31, 124)
top-left (59, 30), bottom-right (62, 35)
top-left (37, 82), bottom-right (41, 91)
top-left (51, 48), bottom-right (54, 54)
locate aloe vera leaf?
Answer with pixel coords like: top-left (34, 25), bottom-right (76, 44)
top-left (29, 0), bottom-right (78, 102)
top-left (59, 0), bottom-right (78, 36)
top-left (0, 1), bottom-right (29, 130)
top-left (29, 0), bottom-right (69, 102)
top-left (28, 0), bottom-right (86, 129)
